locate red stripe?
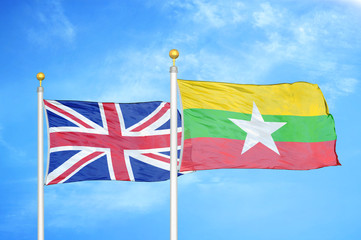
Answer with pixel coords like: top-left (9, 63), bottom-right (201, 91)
top-left (46, 100), bottom-right (181, 182)
top-left (49, 132), bottom-right (182, 149)
top-left (131, 103), bottom-right (170, 132)
top-left (180, 138), bottom-right (340, 171)
top-left (47, 151), bottom-right (103, 185)
top-left (44, 100), bottom-right (93, 129)
top-left (102, 103), bottom-right (128, 180)
top-left (143, 153), bottom-right (170, 163)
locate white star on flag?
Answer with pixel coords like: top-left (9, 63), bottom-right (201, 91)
top-left (229, 102), bottom-right (287, 155)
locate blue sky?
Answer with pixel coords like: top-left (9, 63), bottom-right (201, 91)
top-left (1, 0), bottom-right (361, 239)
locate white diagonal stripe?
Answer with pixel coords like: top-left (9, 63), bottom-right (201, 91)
top-left (46, 150), bottom-right (106, 184)
top-left (126, 102), bottom-right (167, 132)
top-left (46, 100), bottom-right (106, 132)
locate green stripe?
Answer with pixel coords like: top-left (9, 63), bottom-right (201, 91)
top-left (183, 108), bottom-right (336, 142)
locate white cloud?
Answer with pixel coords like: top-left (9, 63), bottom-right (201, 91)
top-left (27, 0), bottom-right (75, 45)
top-left (45, 181), bottom-right (169, 228)
top-left (43, 46), bottom-right (173, 103)
top-left (192, 0), bottom-right (245, 27)
top-left (165, 0), bottom-right (246, 28)
top-left (0, 183), bottom-right (37, 235)
top-left (167, 1), bottom-right (360, 99)
top-left (181, 51), bottom-right (247, 83)
top-left (179, 172), bottom-right (299, 225)
top-left (0, 202), bottom-right (36, 234)
top-left (253, 2), bottom-right (283, 27)
top-left (320, 78), bottom-right (359, 107)
top-left (178, 172), bottom-right (202, 186)
top-left (332, 0), bottom-right (361, 7)
top-left (244, 2), bottom-right (361, 97)
top-left (338, 78), bottom-right (358, 93)
top-left (0, 126), bottom-right (26, 158)
top-left (49, 1), bottom-right (360, 107)
top-left (95, 48), bottom-right (171, 102)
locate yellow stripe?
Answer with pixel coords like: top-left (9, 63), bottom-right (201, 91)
top-left (178, 79), bottom-right (329, 116)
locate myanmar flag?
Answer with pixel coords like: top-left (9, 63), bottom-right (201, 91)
top-left (178, 79), bottom-right (340, 172)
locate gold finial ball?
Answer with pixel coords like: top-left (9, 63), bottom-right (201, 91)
top-left (36, 72), bottom-right (45, 81)
top-left (169, 49), bottom-right (179, 60)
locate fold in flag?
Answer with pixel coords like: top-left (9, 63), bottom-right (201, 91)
top-left (178, 79), bottom-right (340, 172)
top-left (44, 100), bottom-right (183, 185)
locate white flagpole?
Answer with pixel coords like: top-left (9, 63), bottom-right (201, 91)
top-left (169, 49), bottom-right (179, 240)
top-left (37, 72), bottom-right (45, 240)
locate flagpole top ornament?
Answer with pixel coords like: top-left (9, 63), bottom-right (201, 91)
top-left (169, 49), bottom-right (179, 66)
top-left (36, 72), bottom-right (45, 87)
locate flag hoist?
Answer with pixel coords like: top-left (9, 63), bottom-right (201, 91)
top-left (169, 49), bottom-right (179, 240)
top-left (37, 72), bottom-right (45, 240)
top-left (36, 50), bottom-right (180, 240)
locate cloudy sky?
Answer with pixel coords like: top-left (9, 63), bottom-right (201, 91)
top-left (1, 0), bottom-right (361, 239)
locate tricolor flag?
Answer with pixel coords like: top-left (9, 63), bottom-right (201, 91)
top-left (44, 100), bottom-right (183, 185)
top-left (178, 79), bottom-right (340, 171)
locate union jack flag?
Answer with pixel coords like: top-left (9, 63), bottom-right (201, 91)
top-left (44, 100), bottom-right (183, 185)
